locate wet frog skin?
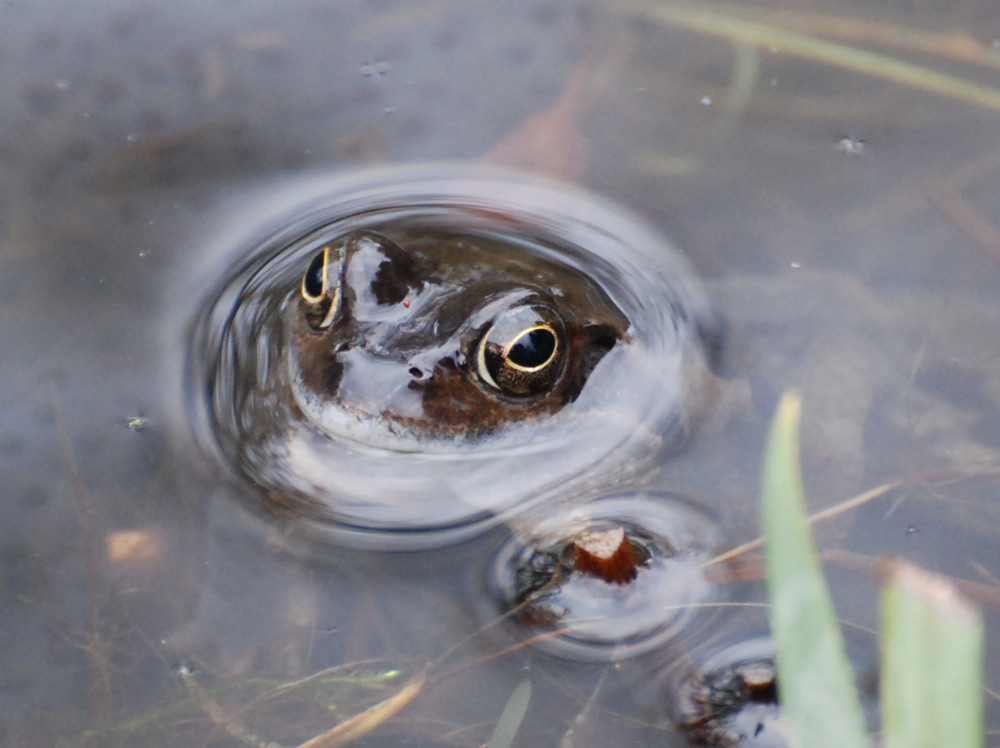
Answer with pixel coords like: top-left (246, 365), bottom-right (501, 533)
top-left (288, 230), bottom-right (629, 446)
top-left (192, 167), bottom-right (716, 549)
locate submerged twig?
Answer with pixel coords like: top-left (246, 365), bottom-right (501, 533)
top-left (180, 668), bottom-right (273, 748)
top-left (179, 579), bottom-right (562, 748)
top-left (220, 661), bottom-right (404, 735)
top-left (634, 4), bottom-right (1000, 113)
top-left (705, 5), bottom-right (1000, 69)
top-left (51, 388), bottom-right (113, 725)
top-left (829, 549), bottom-right (1000, 611)
top-left (294, 669), bottom-right (427, 748)
top-left (181, 665), bottom-right (426, 748)
top-left (926, 184), bottom-right (1000, 266)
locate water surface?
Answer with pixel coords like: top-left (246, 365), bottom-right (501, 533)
top-left (2, 1), bottom-right (999, 746)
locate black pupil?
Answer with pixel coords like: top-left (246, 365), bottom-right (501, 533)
top-left (303, 252), bottom-right (325, 298)
top-left (508, 328), bottom-right (556, 368)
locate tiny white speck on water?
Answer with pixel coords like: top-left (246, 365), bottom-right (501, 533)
top-left (359, 59), bottom-right (391, 77)
top-left (700, 96), bottom-right (711, 106)
top-left (836, 136), bottom-right (865, 155)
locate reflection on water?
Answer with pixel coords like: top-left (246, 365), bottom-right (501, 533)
top-left (2, 0), bottom-right (1000, 746)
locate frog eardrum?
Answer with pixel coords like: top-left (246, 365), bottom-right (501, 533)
top-left (191, 166), bottom-right (716, 549)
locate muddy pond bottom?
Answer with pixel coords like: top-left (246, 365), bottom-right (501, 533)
top-left (189, 165), bottom-right (716, 550)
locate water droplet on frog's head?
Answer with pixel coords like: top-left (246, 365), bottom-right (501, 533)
top-left (487, 491), bottom-right (724, 661)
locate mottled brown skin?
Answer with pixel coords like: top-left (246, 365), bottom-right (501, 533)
top-left (289, 230), bottom-right (629, 438)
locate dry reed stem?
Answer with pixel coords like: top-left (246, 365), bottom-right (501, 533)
top-left (294, 670), bottom-right (428, 748)
top-left (706, 480), bottom-right (898, 567)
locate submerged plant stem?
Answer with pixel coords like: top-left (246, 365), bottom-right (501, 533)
top-left (636, 3), bottom-right (1000, 113)
top-left (294, 670), bottom-right (427, 748)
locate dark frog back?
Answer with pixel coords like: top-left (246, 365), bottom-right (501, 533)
top-left (190, 166), bottom-right (716, 549)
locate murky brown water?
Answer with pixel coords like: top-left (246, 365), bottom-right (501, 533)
top-left (2, 1), bottom-right (999, 746)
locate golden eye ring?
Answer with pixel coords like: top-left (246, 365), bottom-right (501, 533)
top-left (301, 246), bottom-right (330, 303)
top-left (501, 324), bottom-right (559, 373)
top-left (476, 306), bottom-right (565, 397)
top-left (300, 245), bottom-right (342, 330)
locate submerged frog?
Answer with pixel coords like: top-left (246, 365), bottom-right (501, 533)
top-left (193, 167), bottom-right (717, 549)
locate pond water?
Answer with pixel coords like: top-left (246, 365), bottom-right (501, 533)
top-left (2, 1), bottom-right (999, 746)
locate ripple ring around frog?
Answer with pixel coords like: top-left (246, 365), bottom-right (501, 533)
top-left (188, 165), bottom-right (718, 550)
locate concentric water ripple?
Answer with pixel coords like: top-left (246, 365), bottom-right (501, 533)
top-left (189, 166), bottom-right (716, 549)
top-left (662, 632), bottom-right (878, 746)
top-left (490, 491), bottom-right (725, 661)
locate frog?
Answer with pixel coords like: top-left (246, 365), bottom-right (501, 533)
top-left (193, 167), bottom-right (719, 550)
top-left (287, 229), bottom-right (628, 443)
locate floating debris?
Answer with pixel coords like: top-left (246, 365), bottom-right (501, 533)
top-left (122, 415), bottom-right (148, 431)
top-left (573, 527), bottom-right (640, 584)
top-left (106, 529), bottom-right (165, 564)
top-left (836, 136), bottom-right (865, 154)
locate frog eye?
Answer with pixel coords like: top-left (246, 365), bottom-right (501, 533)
top-left (476, 305), bottom-right (566, 396)
top-left (300, 244), bottom-right (342, 330)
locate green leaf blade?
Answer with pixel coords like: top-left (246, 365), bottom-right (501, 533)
top-left (763, 391), bottom-right (871, 748)
top-left (881, 559), bottom-right (984, 748)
